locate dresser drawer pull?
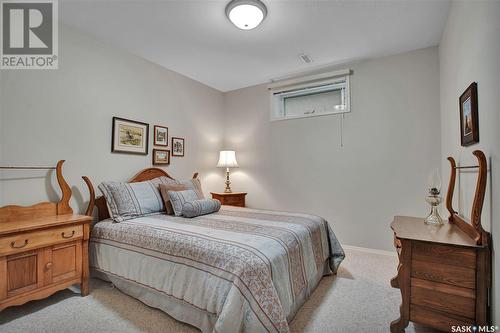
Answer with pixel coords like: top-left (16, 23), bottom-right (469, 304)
top-left (11, 239), bottom-right (29, 248)
top-left (61, 230), bottom-right (75, 239)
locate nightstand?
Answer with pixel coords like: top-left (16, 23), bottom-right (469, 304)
top-left (211, 192), bottom-right (247, 207)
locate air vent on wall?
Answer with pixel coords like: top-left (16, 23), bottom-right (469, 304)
top-left (299, 53), bottom-right (313, 64)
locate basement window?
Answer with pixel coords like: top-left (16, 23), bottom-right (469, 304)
top-left (269, 70), bottom-right (351, 121)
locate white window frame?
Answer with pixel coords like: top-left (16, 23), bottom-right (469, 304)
top-left (268, 69), bottom-right (351, 121)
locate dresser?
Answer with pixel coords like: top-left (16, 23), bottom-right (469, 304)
top-left (390, 150), bottom-right (491, 332)
top-left (390, 216), bottom-right (489, 332)
top-left (0, 161), bottom-right (93, 312)
top-left (211, 192), bottom-right (247, 207)
top-left (0, 214), bottom-right (92, 311)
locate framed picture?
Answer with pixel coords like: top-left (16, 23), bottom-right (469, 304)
top-left (112, 117), bottom-right (149, 155)
top-left (171, 137), bottom-right (185, 157)
top-left (153, 149), bottom-right (170, 165)
top-left (459, 82), bottom-right (479, 147)
top-left (154, 125), bottom-right (168, 146)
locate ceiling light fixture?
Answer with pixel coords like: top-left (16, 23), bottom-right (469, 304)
top-left (225, 0), bottom-right (267, 30)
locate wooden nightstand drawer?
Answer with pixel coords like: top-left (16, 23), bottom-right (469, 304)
top-left (0, 225), bottom-right (83, 256)
top-left (223, 196), bottom-right (243, 205)
top-left (211, 192), bottom-right (247, 207)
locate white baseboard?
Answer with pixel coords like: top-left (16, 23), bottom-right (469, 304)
top-left (342, 244), bottom-right (397, 257)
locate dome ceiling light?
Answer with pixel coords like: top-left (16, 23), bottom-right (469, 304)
top-left (225, 0), bottom-right (267, 30)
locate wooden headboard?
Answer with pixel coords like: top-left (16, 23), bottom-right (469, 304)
top-left (83, 168), bottom-right (198, 222)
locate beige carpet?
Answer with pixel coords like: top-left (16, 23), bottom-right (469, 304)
top-left (0, 248), bottom-right (439, 333)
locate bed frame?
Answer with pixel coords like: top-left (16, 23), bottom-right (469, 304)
top-left (83, 168), bottom-right (198, 222)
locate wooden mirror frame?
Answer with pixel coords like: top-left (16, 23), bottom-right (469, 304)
top-left (446, 150), bottom-right (488, 246)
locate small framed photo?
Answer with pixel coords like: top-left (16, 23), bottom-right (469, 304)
top-left (154, 125), bottom-right (168, 146)
top-left (171, 137), bottom-right (185, 157)
top-left (112, 117), bottom-right (149, 155)
top-left (459, 82), bottom-right (479, 147)
top-left (153, 149), bottom-right (170, 165)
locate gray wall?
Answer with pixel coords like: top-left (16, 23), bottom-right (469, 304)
top-left (439, 0), bottom-right (500, 321)
top-left (223, 47), bottom-right (441, 252)
top-left (0, 25), bottom-right (225, 213)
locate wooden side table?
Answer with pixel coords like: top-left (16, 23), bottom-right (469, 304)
top-left (211, 192), bottom-right (247, 207)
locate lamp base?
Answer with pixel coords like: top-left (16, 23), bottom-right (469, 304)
top-left (425, 208), bottom-right (443, 225)
top-left (224, 168), bottom-right (232, 193)
top-left (424, 195), bottom-right (443, 225)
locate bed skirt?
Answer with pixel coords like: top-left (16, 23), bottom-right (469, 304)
top-left (91, 260), bottom-right (331, 333)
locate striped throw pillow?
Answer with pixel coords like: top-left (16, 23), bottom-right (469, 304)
top-left (99, 180), bottom-right (165, 222)
top-left (182, 199), bottom-right (221, 218)
top-left (167, 190), bottom-right (199, 217)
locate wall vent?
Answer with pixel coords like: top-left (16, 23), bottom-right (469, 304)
top-left (299, 53), bottom-right (313, 64)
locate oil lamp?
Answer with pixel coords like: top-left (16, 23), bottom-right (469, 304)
top-left (425, 169), bottom-right (443, 225)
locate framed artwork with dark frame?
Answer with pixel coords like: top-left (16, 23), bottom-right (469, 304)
top-left (459, 82), bottom-right (479, 147)
top-left (171, 137), bottom-right (185, 157)
top-left (112, 117), bottom-right (149, 155)
top-left (153, 149), bottom-right (170, 165)
top-left (154, 125), bottom-right (168, 146)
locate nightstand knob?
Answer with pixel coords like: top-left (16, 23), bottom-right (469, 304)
top-left (45, 262), bottom-right (53, 270)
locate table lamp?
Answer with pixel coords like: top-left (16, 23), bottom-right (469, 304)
top-left (217, 150), bottom-right (238, 193)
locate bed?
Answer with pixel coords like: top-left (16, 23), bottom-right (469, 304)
top-left (84, 168), bottom-right (344, 333)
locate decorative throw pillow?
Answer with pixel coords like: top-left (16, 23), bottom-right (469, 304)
top-left (159, 184), bottom-right (188, 215)
top-left (182, 199), bottom-right (221, 218)
top-left (167, 190), bottom-right (200, 217)
top-left (99, 180), bottom-right (165, 222)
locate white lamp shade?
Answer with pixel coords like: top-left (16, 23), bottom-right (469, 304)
top-left (217, 151), bottom-right (239, 168)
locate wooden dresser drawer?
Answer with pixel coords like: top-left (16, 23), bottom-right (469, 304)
top-left (411, 242), bottom-right (476, 289)
top-left (412, 242), bottom-right (476, 268)
top-left (410, 304), bottom-right (473, 332)
top-left (410, 278), bottom-right (475, 319)
top-left (0, 225), bottom-right (83, 256)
